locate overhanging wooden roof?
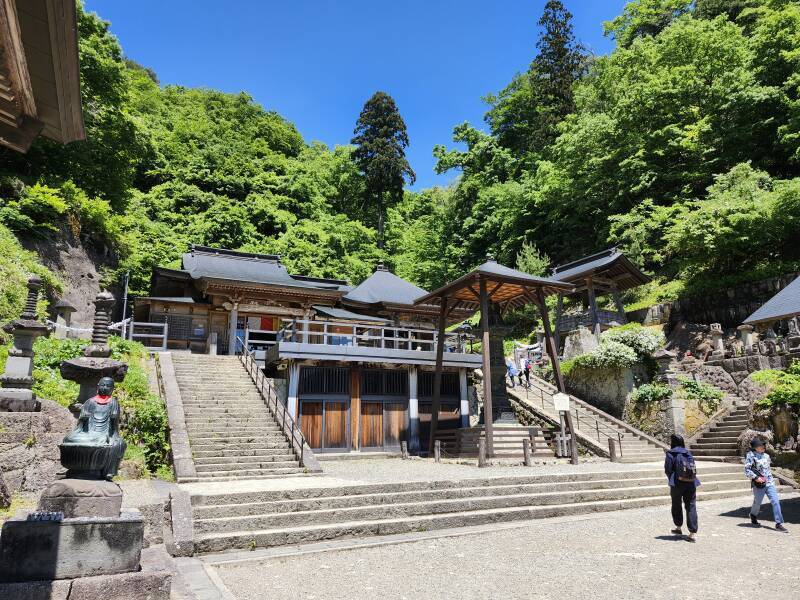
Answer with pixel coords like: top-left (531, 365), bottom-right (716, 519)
top-left (414, 259), bottom-right (575, 312)
top-left (0, 0), bottom-right (84, 152)
top-left (551, 248), bottom-right (650, 292)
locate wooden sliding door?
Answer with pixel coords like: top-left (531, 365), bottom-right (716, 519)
top-left (360, 402), bottom-right (383, 448)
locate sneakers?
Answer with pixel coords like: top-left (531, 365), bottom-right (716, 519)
top-left (776, 523), bottom-right (788, 533)
top-left (750, 514), bottom-right (760, 527)
top-left (687, 532), bottom-right (696, 542)
top-left (671, 528), bottom-right (682, 535)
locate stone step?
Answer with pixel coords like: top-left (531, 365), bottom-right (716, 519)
top-left (184, 416), bottom-right (278, 424)
top-left (701, 432), bottom-right (742, 440)
top-left (192, 464), bottom-right (744, 506)
top-left (714, 425), bottom-right (747, 432)
top-left (192, 447), bottom-right (295, 458)
top-left (692, 448), bottom-right (740, 457)
top-left (691, 441), bottom-right (739, 450)
top-left (192, 472), bottom-right (747, 520)
top-left (193, 454), bottom-right (297, 466)
top-left (192, 478), bottom-right (751, 534)
top-left (195, 460), bottom-right (300, 473)
top-left (193, 487), bottom-right (772, 553)
top-left (190, 441), bottom-right (293, 452)
top-left (188, 432), bottom-right (289, 441)
top-left (194, 467), bottom-right (305, 480)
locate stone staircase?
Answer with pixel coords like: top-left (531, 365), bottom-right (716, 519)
top-left (437, 425), bottom-right (554, 459)
top-left (689, 404), bottom-right (749, 461)
top-left (189, 463), bottom-right (771, 553)
top-left (509, 377), bottom-right (668, 463)
top-left (171, 354), bottom-right (305, 481)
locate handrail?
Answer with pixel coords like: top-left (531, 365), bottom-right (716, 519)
top-left (235, 338), bottom-right (309, 468)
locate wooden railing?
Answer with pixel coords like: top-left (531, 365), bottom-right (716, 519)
top-left (236, 338), bottom-right (309, 468)
top-left (128, 321), bottom-right (168, 351)
top-left (277, 319), bottom-right (464, 352)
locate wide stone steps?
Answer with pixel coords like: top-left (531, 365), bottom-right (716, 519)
top-left (168, 353), bottom-right (304, 482)
top-left (189, 464), bottom-right (765, 553)
top-left (688, 404), bottom-right (750, 462)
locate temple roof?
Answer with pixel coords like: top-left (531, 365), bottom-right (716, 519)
top-left (181, 246), bottom-right (349, 293)
top-left (415, 258), bottom-right (574, 311)
top-left (343, 265), bottom-right (429, 306)
top-left (312, 305), bottom-right (390, 323)
top-left (551, 248), bottom-right (650, 291)
top-left (744, 275), bottom-right (800, 325)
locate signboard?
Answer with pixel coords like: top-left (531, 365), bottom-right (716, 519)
top-left (552, 392), bottom-right (570, 412)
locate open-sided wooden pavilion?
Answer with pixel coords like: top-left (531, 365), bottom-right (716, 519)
top-left (414, 257), bottom-right (578, 460)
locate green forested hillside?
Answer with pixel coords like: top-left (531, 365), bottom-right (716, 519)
top-left (0, 0), bottom-right (799, 324)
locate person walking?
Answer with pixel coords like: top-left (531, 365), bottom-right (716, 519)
top-left (523, 356), bottom-right (531, 386)
top-left (745, 438), bottom-right (787, 532)
top-left (517, 355), bottom-right (526, 387)
top-left (664, 434), bottom-right (699, 542)
top-left (505, 358), bottom-right (517, 389)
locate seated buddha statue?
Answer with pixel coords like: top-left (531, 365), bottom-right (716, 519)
top-left (60, 376), bottom-right (127, 480)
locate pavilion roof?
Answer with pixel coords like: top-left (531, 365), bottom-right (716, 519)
top-left (343, 265), bottom-right (428, 306)
top-left (551, 248), bottom-right (650, 291)
top-left (744, 274), bottom-right (800, 325)
top-left (413, 258), bottom-right (574, 311)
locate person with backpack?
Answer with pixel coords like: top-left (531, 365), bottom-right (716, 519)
top-left (664, 434), bottom-right (699, 541)
top-left (744, 438), bottom-right (787, 532)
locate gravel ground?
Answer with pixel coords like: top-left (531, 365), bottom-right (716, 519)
top-left (213, 493), bottom-right (800, 600)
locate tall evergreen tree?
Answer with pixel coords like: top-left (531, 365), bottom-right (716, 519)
top-left (351, 92), bottom-right (415, 248)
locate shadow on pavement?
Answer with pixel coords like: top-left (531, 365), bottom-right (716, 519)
top-left (717, 495), bottom-right (800, 524)
top-left (653, 534), bottom-right (686, 542)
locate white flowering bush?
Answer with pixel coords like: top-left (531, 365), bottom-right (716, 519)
top-left (573, 340), bottom-right (638, 370)
top-left (600, 323), bottom-right (664, 357)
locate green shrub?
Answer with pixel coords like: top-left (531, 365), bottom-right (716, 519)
top-left (631, 382), bottom-right (673, 405)
top-left (601, 323), bottom-right (665, 356)
top-left (752, 361), bottom-right (800, 408)
top-left (573, 340), bottom-right (638, 371)
top-left (679, 378), bottom-right (724, 414)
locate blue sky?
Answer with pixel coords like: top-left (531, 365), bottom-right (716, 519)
top-left (84, 1), bottom-right (628, 189)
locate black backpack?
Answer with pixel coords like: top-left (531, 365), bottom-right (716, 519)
top-left (675, 453), bottom-right (697, 482)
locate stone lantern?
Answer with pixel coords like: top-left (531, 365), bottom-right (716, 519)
top-left (53, 298), bottom-right (77, 339)
top-left (653, 348), bottom-right (677, 384)
top-left (709, 323), bottom-right (725, 360)
top-left (0, 276), bottom-right (52, 412)
top-left (59, 291), bottom-right (127, 416)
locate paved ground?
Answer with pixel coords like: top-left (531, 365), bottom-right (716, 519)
top-left (206, 492), bottom-right (800, 600)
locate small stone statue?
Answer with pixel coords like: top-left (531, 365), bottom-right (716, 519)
top-left (59, 377), bottom-right (126, 480)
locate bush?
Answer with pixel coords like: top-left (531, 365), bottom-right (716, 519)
top-left (679, 378), bottom-right (724, 414)
top-left (631, 382), bottom-right (673, 405)
top-left (601, 323), bottom-right (665, 357)
top-left (573, 340), bottom-right (638, 371)
top-left (752, 361), bottom-right (800, 408)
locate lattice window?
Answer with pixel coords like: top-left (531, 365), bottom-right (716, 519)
top-left (299, 366), bottom-right (350, 395)
top-left (361, 369), bottom-right (408, 397)
top-left (419, 372), bottom-right (459, 399)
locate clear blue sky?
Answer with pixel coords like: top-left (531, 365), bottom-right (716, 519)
top-left (84, 1), bottom-right (627, 190)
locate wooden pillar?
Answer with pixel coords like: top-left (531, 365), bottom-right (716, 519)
top-left (479, 278), bottom-right (494, 458)
top-left (610, 283), bottom-right (627, 324)
top-left (586, 277), bottom-right (600, 340)
top-left (536, 288), bottom-right (578, 465)
top-left (554, 293), bottom-right (564, 354)
top-left (350, 366), bottom-right (360, 451)
top-left (408, 367), bottom-right (420, 453)
top-left (227, 302), bottom-right (238, 355)
top-left (428, 297), bottom-right (449, 455)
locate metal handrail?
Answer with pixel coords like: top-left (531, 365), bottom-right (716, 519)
top-left (235, 338), bottom-right (307, 468)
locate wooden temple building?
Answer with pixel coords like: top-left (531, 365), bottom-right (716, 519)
top-left (0, 0), bottom-right (85, 152)
top-left (136, 246), bottom-right (481, 455)
top-left (550, 248), bottom-right (650, 347)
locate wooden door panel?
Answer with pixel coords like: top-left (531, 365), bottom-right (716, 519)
top-left (324, 401), bottom-right (348, 449)
top-left (301, 402), bottom-right (323, 449)
top-left (384, 402), bottom-right (406, 447)
top-left (360, 402), bottom-right (383, 448)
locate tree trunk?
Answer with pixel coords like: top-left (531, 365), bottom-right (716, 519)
top-left (377, 194), bottom-right (385, 249)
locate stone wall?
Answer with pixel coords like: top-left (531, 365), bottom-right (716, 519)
top-left (565, 364), bottom-right (649, 419)
top-left (0, 400), bottom-right (73, 495)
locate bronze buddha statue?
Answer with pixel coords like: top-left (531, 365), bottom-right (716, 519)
top-left (60, 377), bottom-right (127, 480)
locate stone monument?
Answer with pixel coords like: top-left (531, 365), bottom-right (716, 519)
top-left (708, 323), bottom-right (725, 361)
top-left (60, 290), bottom-right (127, 416)
top-left (787, 317), bottom-right (800, 350)
top-left (53, 298), bottom-right (77, 339)
top-left (0, 276), bottom-right (52, 412)
top-left (485, 303), bottom-right (519, 425)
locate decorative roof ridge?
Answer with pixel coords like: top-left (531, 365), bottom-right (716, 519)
top-left (190, 245), bottom-right (282, 264)
top-left (552, 247), bottom-right (619, 274)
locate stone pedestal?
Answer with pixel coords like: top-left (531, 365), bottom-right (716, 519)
top-left (0, 510), bottom-right (144, 582)
top-left (486, 326), bottom-right (518, 425)
top-left (38, 479), bottom-right (123, 518)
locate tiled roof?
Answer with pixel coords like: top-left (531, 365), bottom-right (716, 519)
top-left (744, 275), bottom-right (800, 324)
top-left (343, 265), bottom-right (428, 306)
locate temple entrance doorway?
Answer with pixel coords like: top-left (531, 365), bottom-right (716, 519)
top-left (298, 366), bottom-right (350, 452)
top-left (359, 369), bottom-right (408, 451)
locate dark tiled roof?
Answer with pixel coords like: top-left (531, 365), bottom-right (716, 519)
top-left (312, 305), bottom-right (390, 323)
top-left (343, 266), bottom-right (429, 306)
top-left (181, 246), bottom-right (348, 292)
top-left (136, 297), bottom-right (198, 304)
top-left (551, 248), bottom-right (650, 290)
top-left (744, 275), bottom-right (800, 324)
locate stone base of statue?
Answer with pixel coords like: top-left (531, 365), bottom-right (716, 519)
top-left (38, 478), bottom-right (123, 518)
top-left (0, 511), bottom-right (144, 582)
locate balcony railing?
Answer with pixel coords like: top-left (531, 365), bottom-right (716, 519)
top-left (277, 319), bottom-right (466, 353)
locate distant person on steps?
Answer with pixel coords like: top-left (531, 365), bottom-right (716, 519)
top-left (745, 438), bottom-right (787, 532)
top-left (664, 434), bottom-right (700, 542)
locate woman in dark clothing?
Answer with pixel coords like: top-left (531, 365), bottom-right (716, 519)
top-left (664, 434), bottom-right (700, 542)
